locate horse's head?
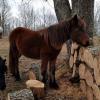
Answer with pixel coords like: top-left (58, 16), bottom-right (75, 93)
top-left (0, 57), bottom-right (7, 91)
top-left (70, 14), bottom-right (89, 47)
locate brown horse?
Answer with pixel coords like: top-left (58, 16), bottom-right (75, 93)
top-left (9, 15), bottom-right (89, 89)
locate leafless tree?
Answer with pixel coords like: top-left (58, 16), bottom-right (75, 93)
top-left (0, 0), bottom-right (10, 35)
top-left (18, 0), bottom-right (34, 29)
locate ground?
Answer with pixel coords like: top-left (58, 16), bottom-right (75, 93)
top-left (0, 37), bottom-right (86, 100)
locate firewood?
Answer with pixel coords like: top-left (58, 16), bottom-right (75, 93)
top-left (26, 80), bottom-right (45, 99)
top-left (80, 80), bottom-right (87, 95)
top-left (79, 47), bottom-right (84, 61)
top-left (84, 69), bottom-right (93, 87)
top-left (93, 57), bottom-right (100, 86)
top-left (72, 64), bottom-right (76, 77)
top-left (79, 63), bottom-right (86, 79)
top-left (73, 51), bottom-right (77, 63)
top-left (86, 86), bottom-right (93, 100)
top-left (92, 84), bottom-right (100, 100)
top-left (69, 55), bottom-right (74, 68)
top-left (83, 49), bottom-right (94, 68)
top-left (72, 42), bottom-right (79, 50)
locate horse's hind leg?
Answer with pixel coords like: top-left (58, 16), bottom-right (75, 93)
top-left (9, 45), bottom-right (21, 81)
top-left (9, 46), bottom-right (15, 76)
top-left (41, 59), bottom-right (48, 84)
top-left (14, 55), bottom-right (21, 81)
top-left (49, 59), bottom-right (59, 89)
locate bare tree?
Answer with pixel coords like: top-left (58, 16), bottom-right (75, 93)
top-left (18, 0), bottom-right (34, 28)
top-left (0, 0), bottom-right (10, 35)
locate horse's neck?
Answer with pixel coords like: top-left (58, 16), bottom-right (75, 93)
top-left (47, 20), bottom-right (71, 50)
top-left (59, 20), bottom-right (71, 37)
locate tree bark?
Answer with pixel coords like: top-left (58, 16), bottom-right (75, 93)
top-left (53, 0), bottom-right (71, 21)
top-left (72, 0), bottom-right (80, 15)
top-left (79, 0), bottom-right (94, 37)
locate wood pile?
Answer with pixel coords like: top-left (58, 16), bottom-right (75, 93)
top-left (26, 70), bottom-right (45, 100)
top-left (69, 42), bottom-right (100, 100)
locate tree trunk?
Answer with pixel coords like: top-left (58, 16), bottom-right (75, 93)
top-left (72, 0), bottom-right (80, 15)
top-left (79, 0), bottom-right (94, 37)
top-left (53, 0), bottom-right (71, 21)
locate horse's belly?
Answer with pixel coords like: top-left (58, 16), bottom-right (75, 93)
top-left (21, 47), bottom-right (40, 59)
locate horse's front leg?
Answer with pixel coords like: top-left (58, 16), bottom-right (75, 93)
top-left (41, 59), bottom-right (48, 84)
top-left (49, 59), bottom-right (59, 89)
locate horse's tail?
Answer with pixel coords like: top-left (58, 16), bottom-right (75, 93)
top-left (9, 32), bottom-right (18, 75)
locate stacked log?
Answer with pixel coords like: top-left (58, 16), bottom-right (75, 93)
top-left (69, 42), bottom-right (100, 100)
top-left (26, 69), bottom-right (45, 100)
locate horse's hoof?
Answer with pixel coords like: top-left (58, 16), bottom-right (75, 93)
top-left (49, 82), bottom-right (59, 90)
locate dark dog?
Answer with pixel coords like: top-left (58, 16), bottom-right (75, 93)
top-left (0, 57), bottom-right (7, 91)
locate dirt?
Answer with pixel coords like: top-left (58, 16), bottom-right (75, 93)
top-left (0, 37), bottom-right (86, 100)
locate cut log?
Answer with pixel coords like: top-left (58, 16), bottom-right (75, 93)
top-left (86, 86), bottom-right (93, 100)
top-left (84, 69), bottom-right (93, 87)
top-left (79, 63), bottom-right (86, 79)
top-left (69, 55), bottom-right (74, 68)
top-left (79, 47), bottom-right (84, 61)
top-left (71, 46), bottom-right (75, 55)
top-left (7, 89), bottom-right (34, 100)
top-left (83, 48), bottom-right (94, 68)
top-left (73, 51), bottom-right (77, 63)
top-left (80, 80), bottom-right (87, 95)
top-left (92, 84), bottom-right (100, 100)
top-left (26, 80), bottom-right (45, 99)
top-left (71, 42), bottom-right (79, 55)
top-left (93, 57), bottom-right (100, 86)
top-left (72, 64), bottom-right (76, 77)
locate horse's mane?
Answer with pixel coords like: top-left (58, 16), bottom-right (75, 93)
top-left (41, 20), bottom-right (71, 49)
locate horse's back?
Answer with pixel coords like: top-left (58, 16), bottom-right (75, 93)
top-left (9, 27), bottom-right (38, 40)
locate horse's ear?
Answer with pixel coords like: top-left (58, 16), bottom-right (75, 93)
top-left (72, 14), bottom-right (78, 24)
top-left (73, 14), bottom-right (78, 21)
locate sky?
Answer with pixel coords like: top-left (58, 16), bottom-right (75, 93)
top-left (8, 0), bottom-right (100, 18)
